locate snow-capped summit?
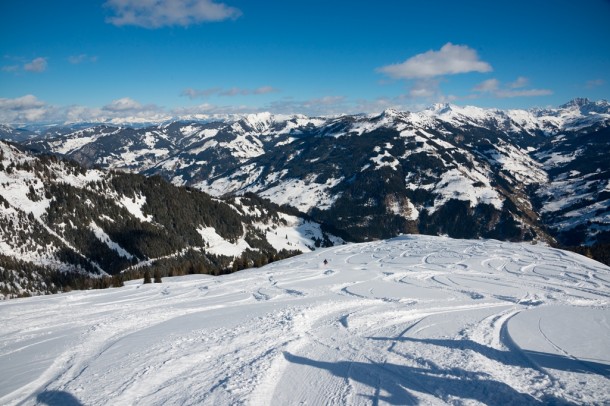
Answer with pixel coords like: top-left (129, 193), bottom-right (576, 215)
top-left (379, 108), bottom-right (401, 118)
top-left (426, 102), bottom-right (454, 115)
top-left (559, 97), bottom-right (610, 116)
top-left (561, 97), bottom-right (593, 109)
top-left (240, 112), bottom-right (275, 132)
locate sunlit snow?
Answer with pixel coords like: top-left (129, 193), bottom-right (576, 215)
top-left (89, 221), bottom-right (135, 260)
top-left (119, 194), bottom-right (153, 223)
top-left (0, 236), bottom-right (608, 405)
top-left (196, 226), bottom-right (251, 257)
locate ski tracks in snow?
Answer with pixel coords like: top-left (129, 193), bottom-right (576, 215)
top-left (1, 235), bottom-right (609, 405)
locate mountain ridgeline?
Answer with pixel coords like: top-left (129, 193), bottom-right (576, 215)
top-left (1, 99), bottom-right (609, 296)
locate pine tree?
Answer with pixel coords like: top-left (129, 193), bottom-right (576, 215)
top-left (153, 269), bottom-right (162, 283)
top-left (143, 269), bottom-right (152, 284)
top-left (112, 274), bottom-right (124, 287)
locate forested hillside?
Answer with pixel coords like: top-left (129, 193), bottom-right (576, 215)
top-left (0, 141), bottom-right (340, 298)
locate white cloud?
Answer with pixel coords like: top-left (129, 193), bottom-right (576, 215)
top-left (472, 77), bottom-right (552, 98)
top-left (377, 43), bottom-right (492, 79)
top-left (65, 105), bottom-right (102, 123)
top-left (67, 98), bottom-right (169, 124)
top-left (0, 95), bottom-right (53, 122)
top-left (68, 54), bottom-right (98, 64)
top-left (23, 57), bottom-right (48, 72)
top-left (0, 95), bottom-right (164, 124)
top-left (0, 95), bottom-right (45, 110)
top-left (102, 97), bottom-right (144, 112)
top-left (182, 86), bottom-right (279, 99)
top-left (104, 0), bottom-right (242, 28)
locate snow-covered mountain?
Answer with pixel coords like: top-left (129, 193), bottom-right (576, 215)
top-left (3, 99), bottom-right (609, 253)
top-left (0, 141), bottom-right (341, 298)
top-left (1, 235), bottom-right (608, 405)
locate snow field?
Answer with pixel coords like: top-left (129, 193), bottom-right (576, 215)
top-left (0, 235), bottom-right (608, 405)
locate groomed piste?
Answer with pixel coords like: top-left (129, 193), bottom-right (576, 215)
top-left (1, 235), bottom-right (609, 405)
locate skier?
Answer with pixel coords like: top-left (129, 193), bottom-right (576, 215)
top-left (323, 259), bottom-right (328, 266)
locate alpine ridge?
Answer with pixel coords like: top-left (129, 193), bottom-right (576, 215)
top-left (1, 98), bottom-right (609, 268)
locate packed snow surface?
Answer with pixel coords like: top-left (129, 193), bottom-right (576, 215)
top-left (1, 236), bottom-right (609, 405)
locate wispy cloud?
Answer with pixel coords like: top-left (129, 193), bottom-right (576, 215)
top-left (1, 65), bottom-right (20, 72)
top-left (181, 87), bottom-right (221, 98)
top-left (408, 78), bottom-right (443, 99)
top-left (586, 79), bottom-right (605, 89)
top-left (68, 54), bottom-right (98, 64)
top-left (23, 57), bottom-right (48, 72)
top-left (220, 86), bottom-right (278, 96)
top-left (172, 103), bottom-right (258, 116)
top-left (494, 89), bottom-right (553, 98)
top-left (181, 86), bottom-right (279, 99)
top-left (265, 96), bottom-right (348, 116)
top-left (377, 43), bottom-right (492, 80)
top-left (509, 76), bottom-right (529, 89)
top-left (104, 0), bottom-right (242, 28)
top-left (2, 56), bottom-right (47, 74)
top-left (473, 78), bottom-right (500, 93)
top-left (472, 77), bottom-right (552, 98)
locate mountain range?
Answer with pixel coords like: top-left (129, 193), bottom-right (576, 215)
top-left (1, 98), bottom-right (609, 296)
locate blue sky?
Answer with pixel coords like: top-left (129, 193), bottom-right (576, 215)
top-left (1, 0), bottom-right (609, 123)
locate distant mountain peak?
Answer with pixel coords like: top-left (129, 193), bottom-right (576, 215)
top-left (380, 108), bottom-right (400, 117)
top-left (560, 97), bottom-right (592, 109)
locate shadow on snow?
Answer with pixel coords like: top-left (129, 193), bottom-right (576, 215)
top-left (36, 390), bottom-right (83, 406)
top-left (283, 342), bottom-right (586, 406)
top-left (374, 336), bottom-right (610, 377)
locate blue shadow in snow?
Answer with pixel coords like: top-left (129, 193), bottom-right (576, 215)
top-left (283, 351), bottom-right (576, 405)
top-left (36, 390), bottom-right (83, 406)
top-left (373, 336), bottom-right (610, 377)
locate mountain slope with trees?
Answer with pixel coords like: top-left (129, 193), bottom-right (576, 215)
top-left (0, 141), bottom-right (341, 298)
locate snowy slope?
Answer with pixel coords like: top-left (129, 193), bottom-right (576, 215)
top-left (0, 235), bottom-right (608, 405)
